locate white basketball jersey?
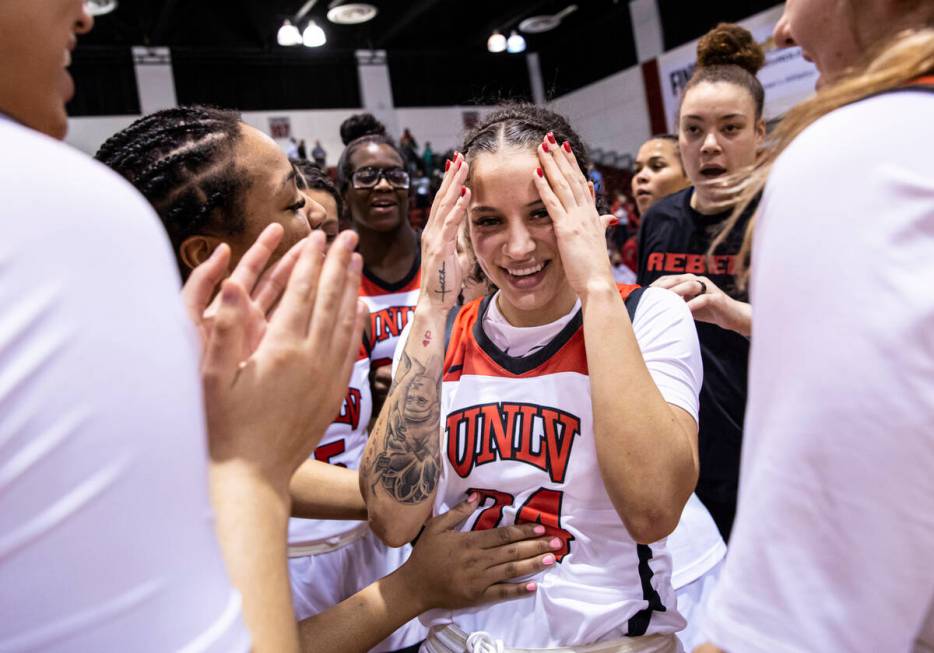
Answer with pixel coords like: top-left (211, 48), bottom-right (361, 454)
top-left (359, 256), bottom-right (421, 368)
top-left (288, 343), bottom-right (372, 546)
top-left (423, 289), bottom-right (686, 648)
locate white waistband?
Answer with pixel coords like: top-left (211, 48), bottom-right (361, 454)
top-left (423, 625), bottom-right (682, 653)
top-left (287, 523), bottom-right (369, 557)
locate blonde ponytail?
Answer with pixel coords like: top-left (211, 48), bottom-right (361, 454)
top-left (712, 27), bottom-right (934, 288)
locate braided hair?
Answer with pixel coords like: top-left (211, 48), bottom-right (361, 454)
top-left (461, 103), bottom-right (591, 179)
top-left (335, 112), bottom-right (404, 195)
top-left (95, 106), bottom-right (249, 278)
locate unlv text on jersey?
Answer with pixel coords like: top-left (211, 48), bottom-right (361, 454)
top-left (445, 402), bottom-right (582, 482)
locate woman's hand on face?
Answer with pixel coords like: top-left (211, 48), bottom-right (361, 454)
top-left (650, 273), bottom-right (751, 337)
top-left (533, 133), bottom-right (616, 298)
top-left (419, 152), bottom-right (471, 313)
top-left (202, 230), bottom-right (368, 492)
top-left (181, 223), bottom-right (305, 359)
top-left (399, 494), bottom-right (562, 612)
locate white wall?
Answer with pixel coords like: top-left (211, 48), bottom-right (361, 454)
top-left (549, 66), bottom-right (651, 159)
top-left (65, 106), bottom-right (499, 159)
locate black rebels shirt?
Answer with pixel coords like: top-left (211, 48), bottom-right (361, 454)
top-left (636, 186), bottom-right (756, 540)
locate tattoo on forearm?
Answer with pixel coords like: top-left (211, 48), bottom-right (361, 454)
top-left (435, 261), bottom-right (449, 302)
top-left (364, 350), bottom-right (441, 504)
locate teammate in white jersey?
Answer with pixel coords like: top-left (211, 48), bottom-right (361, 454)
top-left (337, 113), bottom-right (423, 410)
top-left (362, 104), bottom-right (703, 652)
top-left (287, 160), bottom-right (426, 652)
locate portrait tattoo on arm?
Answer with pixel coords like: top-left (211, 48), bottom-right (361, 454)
top-left (365, 349), bottom-right (442, 504)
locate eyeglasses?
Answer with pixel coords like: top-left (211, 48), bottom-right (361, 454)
top-left (351, 166), bottom-right (410, 190)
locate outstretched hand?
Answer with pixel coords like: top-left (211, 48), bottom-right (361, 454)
top-left (418, 152), bottom-right (471, 312)
top-left (203, 230), bottom-right (368, 489)
top-left (650, 273), bottom-right (751, 337)
top-left (532, 133), bottom-right (615, 298)
top-left (399, 494), bottom-right (561, 611)
top-left (180, 223), bottom-right (305, 359)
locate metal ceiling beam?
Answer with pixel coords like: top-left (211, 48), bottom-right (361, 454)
top-left (373, 0), bottom-right (445, 48)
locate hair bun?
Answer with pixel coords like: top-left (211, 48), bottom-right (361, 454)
top-left (696, 23), bottom-right (765, 76)
top-left (340, 112), bottom-right (387, 146)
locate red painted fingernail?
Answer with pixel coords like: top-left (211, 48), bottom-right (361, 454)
top-left (536, 167), bottom-right (543, 178)
top-left (563, 141), bottom-right (572, 153)
top-left (549, 537), bottom-right (561, 549)
top-left (542, 142), bottom-right (549, 153)
top-left (533, 524), bottom-right (546, 535)
top-left (457, 159), bottom-right (462, 170)
top-left (525, 582), bottom-right (537, 592)
top-left (608, 218), bottom-right (619, 227)
top-left (542, 554), bottom-right (556, 566)
top-left (547, 132), bottom-right (557, 144)
top-left (444, 159), bottom-right (451, 172)
top-left (460, 186), bottom-right (467, 197)
top-left (453, 151), bottom-right (460, 160)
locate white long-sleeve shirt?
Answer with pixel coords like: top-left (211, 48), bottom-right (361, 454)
top-left (703, 89), bottom-right (934, 653)
top-left (0, 116), bottom-right (248, 652)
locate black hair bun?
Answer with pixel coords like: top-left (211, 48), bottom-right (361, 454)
top-left (696, 23), bottom-right (765, 76)
top-left (340, 112), bottom-right (387, 146)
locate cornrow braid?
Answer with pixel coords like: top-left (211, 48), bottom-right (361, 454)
top-left (461, 103), bottom-right (591, 179)
top-left (95, 106), bottom-right (248, 279)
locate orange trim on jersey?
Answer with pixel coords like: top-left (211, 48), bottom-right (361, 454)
top-left (443, 284), bottom-right (639, 381)
top-left (360, 268), bottom-right (421, 296)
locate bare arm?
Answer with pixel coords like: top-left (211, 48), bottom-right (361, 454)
top-left (199, 231), bottom-right (366, 651)
top-left (581, 284), bottom-right (698, 543)
top-left (360, 153), bottom-right (471, 546)
top-left (290, 460), bottom-right (366, 521)
top-left (359, 306), bottom-right (448, 545)
top-left (298, 496), bottom-right (556, 652)
top-left (534, 135), bottom-right (697, 544)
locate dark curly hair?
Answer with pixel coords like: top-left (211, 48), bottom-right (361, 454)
top-left (680, 23), bottom-right (766, 120)
top-left (292, 159), bottom-right (343, 218)
top-left (95, 106), bottom-right (248, 279)
top-left (335, 112), bottom-right (404, 195)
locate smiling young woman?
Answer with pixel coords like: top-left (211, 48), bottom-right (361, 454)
top-left (337, 114), bottom-right (423, 414)
top-left (635, 23), bottom-right (762, 543)
top-left (362, 103), bottom-right (703, 652)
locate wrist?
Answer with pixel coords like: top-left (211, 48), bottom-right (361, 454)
top-left (579, 277), bottom-right (619, 306)
top-left (209, 458), bottom-right (292, 512)
top-left (389, 560), bottom-right (432, 615)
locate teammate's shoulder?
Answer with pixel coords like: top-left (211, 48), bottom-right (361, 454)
top-left (632, 286), bottom-right (693, 324)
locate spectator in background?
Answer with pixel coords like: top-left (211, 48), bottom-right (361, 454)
top-left (297, 138), bottom-right (308, 160)
top-left (399, 127), bottom-right (419, 175)
top-left (587, 161), bottom-right (604, 194)
top-left (286, 136), bottom-right (300, 159)
top-left (312, 139), bottom-right (327, 168)
top-left (421, 141), bottom-right (434, 173)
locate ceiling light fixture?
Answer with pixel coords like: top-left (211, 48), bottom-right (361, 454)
top-left (327, 2), bottom-right (378, 25)
top-left (487, 31), bottom-right (507, 53)
top-left (277, 19), bottom-right (303, 46)
top-left (84, 0), bottom-right (118, 16)
top-left (303, 20), bottom-right (327, 47)
top-left (506, 31), bottom-right (526, 54)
